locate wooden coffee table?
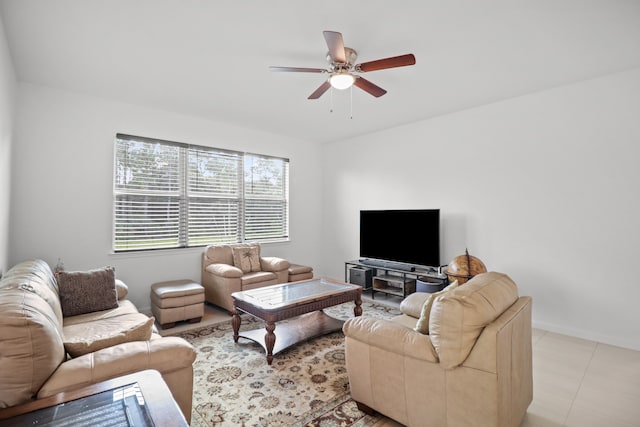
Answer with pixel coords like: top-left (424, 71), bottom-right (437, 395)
top-left (232, 277), bottom-right (362, 365)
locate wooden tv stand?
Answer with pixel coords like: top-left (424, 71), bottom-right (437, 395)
top-left (345, 260), bottom-right (448, 299)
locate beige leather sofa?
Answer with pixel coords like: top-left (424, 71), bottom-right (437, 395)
top-left (0, 259), bottom-right (196, 422)
top-left (201, 243), bottom-right (291, 313)
top-left (343, 272), bottom-right (532, 427)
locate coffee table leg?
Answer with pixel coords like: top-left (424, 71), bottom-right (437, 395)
top-left (232, 310), bottom-right (241, 343)
top-left (265, 322), bottom-right (276, 365)
top-left (354, 296), bottom-right (362, 317)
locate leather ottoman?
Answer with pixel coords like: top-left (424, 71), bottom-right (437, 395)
top-left (151, 280), bottom-right (204, 329)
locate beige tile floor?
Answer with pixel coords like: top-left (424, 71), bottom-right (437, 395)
top-left (365, 295), bottom-right (640, 427)
top-left (164, 295), bottom-right (640, 427)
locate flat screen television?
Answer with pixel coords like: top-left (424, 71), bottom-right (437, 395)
top-left (359, 209), bottom-right (440, 268)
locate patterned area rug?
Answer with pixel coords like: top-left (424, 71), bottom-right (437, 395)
top-left (175, 301), bottom-right (400, 426)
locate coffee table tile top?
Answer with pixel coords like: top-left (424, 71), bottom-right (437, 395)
top-left (236, 278), bottom-right (358, 308)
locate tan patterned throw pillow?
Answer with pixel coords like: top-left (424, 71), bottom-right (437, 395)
top-left (57, 267), bottom-right (118, 317)
top-left (232, 245), bottom-right (261, 273)
top-left (414, 280), bottom-right (458, 334)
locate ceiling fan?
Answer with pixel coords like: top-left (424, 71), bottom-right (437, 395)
top-left (270, 30), bottom-right (416, 100)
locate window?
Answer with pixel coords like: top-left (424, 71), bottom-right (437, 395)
top-left (113, 134), bottom-right (289, 252)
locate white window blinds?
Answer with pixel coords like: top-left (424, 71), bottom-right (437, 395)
top-left (113, 134), bottom-right (289, 252)
top-left (244, 154), bottom-right (290, 241)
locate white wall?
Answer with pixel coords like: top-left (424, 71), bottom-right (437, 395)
top-left (0, 17), bottom-right (16, 276)
top-left (321, 68), bottom-right (640, 351)
top-left (9, 84), bottom-right (323, 310)
top-left (8, 61), bottom-right (640, 352)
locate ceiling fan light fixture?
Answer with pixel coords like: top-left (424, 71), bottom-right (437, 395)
top-left (329, 72), bottom-right (355, 90)
top-left (269, 30), bottom-right (415, 100)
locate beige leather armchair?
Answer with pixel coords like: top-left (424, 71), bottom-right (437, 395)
top-left (343, 272), bottom-right (532, 427)
top-left (201, 243), bottom-right (290, 313)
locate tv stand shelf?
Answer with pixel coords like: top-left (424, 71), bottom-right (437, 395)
top-left (373, 275), bottom-right (416, 298)
top-left (345, 260), bottom-right (448, 300)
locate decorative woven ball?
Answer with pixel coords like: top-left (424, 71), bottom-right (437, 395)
top-left (445, 249), bottom-right (487, 285)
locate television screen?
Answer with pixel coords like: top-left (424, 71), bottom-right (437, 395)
top-left (359, 209), bottom-right (440, 268)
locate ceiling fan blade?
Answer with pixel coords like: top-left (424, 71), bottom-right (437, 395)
top-left (323, 30), bottom-right (347, 64)
top-left (357, 54), bottom-right (416, 72)
top-left (354, 77), bottom-right (387, 97)
top-left (269, 66), bottom-right (327, 73)
top-left (308, 81), bottom-right (331, 99)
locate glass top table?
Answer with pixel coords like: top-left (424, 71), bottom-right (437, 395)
top-left (0, 370), bottom-right (188, 427)
top-left (231, 277), bottom-right (362, 365)
top-left (0, 383), bottom-right (153, 427)
top-left (236, 278), bottom-right (358, 308)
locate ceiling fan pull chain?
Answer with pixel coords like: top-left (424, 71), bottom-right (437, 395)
top-left (330, 87), bottom-right (334, 113)
top-left (350, 86), bottom-right (353, 119)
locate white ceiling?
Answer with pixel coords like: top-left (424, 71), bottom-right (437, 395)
top-left (1, 0), bottom-right (640, 143)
